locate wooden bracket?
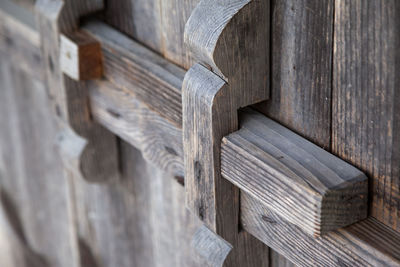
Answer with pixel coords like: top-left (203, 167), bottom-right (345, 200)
top-left (183, 0), bottom-right (269, 266)
top-left (35, 0), bottom-right (119, 183)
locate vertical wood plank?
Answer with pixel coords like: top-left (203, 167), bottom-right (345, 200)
top-left (257, 0), bottom-right (334, 264)
top-left (256, 0), bottom-right (334, 148)
top-left (160, 0), bottom-right (199, 69)
top-left (333, 0), bottom-right (400, 231)
top-left (71, 142), bottom-right (211, 267)
top-left (0, 60), bottom-right (79, 267)
top-left (104, 0), bottom-right (163, 52)
top-left (270, 249), bottom-right (295, 267)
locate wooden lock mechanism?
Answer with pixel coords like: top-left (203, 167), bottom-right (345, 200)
top-left (183, 0), bottom-right (368, 266)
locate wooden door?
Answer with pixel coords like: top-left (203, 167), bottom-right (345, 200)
top-left (0, 0), bottom-right (399, 266)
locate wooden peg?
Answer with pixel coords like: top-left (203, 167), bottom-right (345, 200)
top-left (60, 31), bottom-right (103, 81)
top-left (183, 0), bottom-right (270, 266)
top-left (35, 0), bottom-right (119, 183)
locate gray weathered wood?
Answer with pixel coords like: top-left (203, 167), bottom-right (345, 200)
top-left (83, 20), bottom-right (185, 126)
top-left (256, 0), bottom-right (333, 149)
top-left (182, 1), bottom-right (270, 265)
top-left (0, 4), bottom-right (43, 81)
top-left (0, 59), bottom-right (79, 267)
top-left (104, 0), bottom-right (163, 52)
top-left (184, 0), bottom-right (269, 107)
top-left (242, 192), bottom-right (400, 267)
top-left (35, 0), bottom-right (119, 183)
top-left (71, 141), bottom-right (211, 267)
top-left (333, 0), bottom-right (400, 232)
top-left (77, 21), bottom-right (400, 267)
top-left (88, 80), bottom-right (184, 177)
top-left (221, 108), bottom-right (368, 236)
top-left (191, 225), bottom-right (233, 267)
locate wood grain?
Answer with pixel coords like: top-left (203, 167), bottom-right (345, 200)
top-left (333, 0), bottom-right (400, 232)
top-left (35, 0), bottom-right (119, 183)
top-left (184, 0), bottom-right (269, 107)
top-left (242, 192), bottom-right (400, 267)
top-left (256, 0), bottom-right (333, 149)
top-left (82, 20), bottom-right (185, 126)
top-left (159, 0), bottom-right (198, 69)
top-left (222, 108), bottom-right (368, 236)
top-left (88, 80), bottom-right (184, 177)
top-left (104, 0), bottom-right (163, 52)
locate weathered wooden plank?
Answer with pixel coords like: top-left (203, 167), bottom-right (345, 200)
top-left (184, 0), bottom-right (269, 107)
top-left (242, 192), bottom-right (400, 267)
top-left (0, 60), bottom-right (79, 267)
top-left (270, 250), bottom-right (295, 267)
top-left (182, 1), bottom-right (270, 265)
top-left (104, 0), bottom-right (163, 52)
top-left (76, 21), bottom-right (400, 266)
top-left (0, 4), bottom-right (43, 81)
top-left (35, 0), bottom-right (119, 183)
top-left (88, 80), bottom-right (184, 177)
top-left (256, 0), bottom-right (333, 149)
top-left (71, 141), bottom-right (210, 267)
top-left (160, 0), bottom-right (198, 69)
top-left (221, 108), bottom-right (368, 236)
top-left (82, 20), bottom-right (185, 126)
top-left (3, 13), bottom-right (395, 265)
top-left (333, 0), bottom-right (400, 231)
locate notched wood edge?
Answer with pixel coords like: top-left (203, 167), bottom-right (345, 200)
top-left (191, 225), bottom-right (233, 267)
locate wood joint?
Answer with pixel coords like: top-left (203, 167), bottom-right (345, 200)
top-left (183, 0), bottom-right (270, 265)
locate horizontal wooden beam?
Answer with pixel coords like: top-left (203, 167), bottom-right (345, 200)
top-left (221, 109), bottom-right (368, 236)
top-left (2, 13), bottom-right (400, 266)
top-left (83, 19), bottom-right (184, 127)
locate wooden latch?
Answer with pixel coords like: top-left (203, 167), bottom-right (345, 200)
top-left (35, 0), bottom-right (119, 183)
top-left (183, 0), bottom-right (270, 266)
top-left (183, 0), bottom-right (368, 265)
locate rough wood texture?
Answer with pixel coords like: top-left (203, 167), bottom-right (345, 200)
top-left (333, 0), bottom-right (400, 232)
top-left (88, 80), bottom-right (184, 177)
top-left (104, 0), bottom-right (163, 52)
top-left (256, 0), bottom-right (333, 149)
top-left (242, 192), bottom-right (400, 267)
top-left (270, 250), bottom-right (295, 267)
top-left (182, 1), bottom-right (270, 265)
top-left (104, 0), bottom-right (199, 69)
top-left (78, 19), bottom-right (400, 266)
top-left (183, 64), bottom-right (237, 232)
top-left (222, 108), bottom-right (368, 236)
top-left (184, 0), bottom-right (269, 107)
top-left (191, 225), bottom-right (233, 267)
top-left (60, 31), bottom-right (103, 80)
top-left (82, 20), bottom-right (185, 126)
top-left (35, 0), bottom-right (119, 183)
